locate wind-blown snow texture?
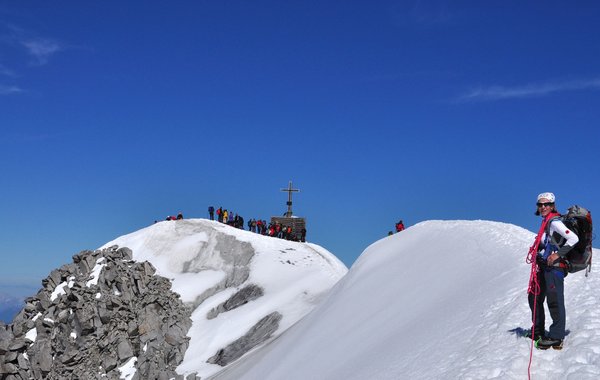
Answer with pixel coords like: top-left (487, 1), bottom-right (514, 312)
top-left (212, 220), bottom-right (600, 380)
top-left (101, 219), bottom-right (347, 379)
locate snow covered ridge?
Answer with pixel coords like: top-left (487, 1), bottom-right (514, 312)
top-left (101, 218), bottom-right (348, 379)
top-left (212, 220), bottom-right (600, 380)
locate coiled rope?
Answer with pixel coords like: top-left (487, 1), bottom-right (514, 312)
top-left (525, 212), bottom-right (559, 379)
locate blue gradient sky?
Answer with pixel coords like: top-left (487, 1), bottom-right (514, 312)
top-left (1, 1), bottom-right (599, 296)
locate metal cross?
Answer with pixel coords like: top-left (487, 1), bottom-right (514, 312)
top-left (281, 181), bottom-right (300, 217)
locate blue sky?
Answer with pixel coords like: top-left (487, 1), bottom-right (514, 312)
top-left (1, 1), bottom-right (599, 296)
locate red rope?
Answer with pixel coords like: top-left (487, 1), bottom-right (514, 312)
top-left (526, 212), bottom-right (560, 379)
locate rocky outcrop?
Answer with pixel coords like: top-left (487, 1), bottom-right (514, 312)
top-left (0, 246), bottom-right (192, 380)
top-left (206, 285), bottom-right (264, 320)
top-left (207, 312), bottom-right (282, 367)
top-left (187, 233), bottom-right (256, 310)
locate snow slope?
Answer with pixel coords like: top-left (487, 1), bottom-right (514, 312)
top-left (101, 218), bottom-right (347, 379)
top-left (212, 220), bottom-right (600, 380)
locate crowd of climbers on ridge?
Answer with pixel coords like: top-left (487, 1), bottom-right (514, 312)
top-left (208, 205), bottom-right (307, 242)
top-left (161, 206), bottom-right (307, 242)
top-left (161, 209), bottom-right (401, 243)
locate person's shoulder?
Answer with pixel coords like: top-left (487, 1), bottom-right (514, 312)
top-left (549, 216), bottom-right (567, 230)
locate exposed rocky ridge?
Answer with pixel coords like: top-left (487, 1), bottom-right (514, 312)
top-left (0, 246), bottom-right (192, 380)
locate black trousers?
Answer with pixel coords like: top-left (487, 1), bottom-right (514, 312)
top-left (528, 268), bottom-right (566, 339)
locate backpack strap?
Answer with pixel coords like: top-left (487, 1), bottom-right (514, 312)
top-left (544, 213), bottom-right (562, 236)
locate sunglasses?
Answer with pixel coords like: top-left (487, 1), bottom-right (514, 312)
top-left (536, 202), bottom-right (554, 208)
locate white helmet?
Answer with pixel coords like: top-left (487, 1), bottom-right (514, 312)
top-left (537, 192), bottom-right (555, 203)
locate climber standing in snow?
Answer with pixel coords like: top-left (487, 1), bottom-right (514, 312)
top-left (528, 192), bottom-right (579, 350)
top-left (395, 220), bottom-right (405, 233)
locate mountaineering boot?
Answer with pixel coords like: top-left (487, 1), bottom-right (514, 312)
top-left (524, 330), bottom-right (544, 341)
top-left (535, 337), bottom-right (563, 350)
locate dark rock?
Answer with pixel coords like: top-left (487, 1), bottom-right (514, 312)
top-left (207, 311), bottom-right (282, 366)
top-left (207, 284), bottom-right (264, 319)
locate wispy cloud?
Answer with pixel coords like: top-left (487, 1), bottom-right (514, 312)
top-left (0, 23), bottom-right (66, 95)
top-left (0, 84), bottom-right (23, 95)
top-left (21, 37), bottom-right (63, 65)
top-left (1, 23), bottom-right (64, 66)
top-left (459, 78), bottom-right (600, 102)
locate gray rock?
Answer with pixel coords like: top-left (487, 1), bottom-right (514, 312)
top-left (117, 247), bottom-right (133, 261)
top-left (0, 246), bottom-right (192, 380)
top-left (8, 340), bottom-right (26, 352)
top-left (207, 311), bottom-right (282, 366)
top-left (59, 349), bottom-right (79, 365)
top-left (23, 302), bottom-right (36, 313)
top-left (117, 340), bottom-right (134, 360)
top-left (47, 268), bottom-right (63, 289)
top-left (103, 355), bottom-right (118, 372)
top-left (4, 351), bottom-right (18, 362)
top-left (17, 353), bottom-right (29, 370)
top-left (207, 284), bottom-right (264, 319)
top-left (36, 340), bottom-right (53, 373)
top-left (0, 327), bottom-right (13, 354)
top-left (2, 362), bottom-right (18, 374)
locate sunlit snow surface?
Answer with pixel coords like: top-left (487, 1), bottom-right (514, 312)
top-left (212, 220), bottom-right (600, 380)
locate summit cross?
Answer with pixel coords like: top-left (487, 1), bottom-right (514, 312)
top-left (281, 181), bottom-right (300, 217)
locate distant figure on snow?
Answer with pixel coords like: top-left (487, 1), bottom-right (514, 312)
top-left (208, 206), bottom-right (215, 220)
top-left (177, 212), bottom-right (184, 220)
top-left (395, 220), bottom-right (405, 233)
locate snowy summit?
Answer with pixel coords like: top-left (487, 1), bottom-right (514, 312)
top-left (101, 218), bottom-right (347, 379)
